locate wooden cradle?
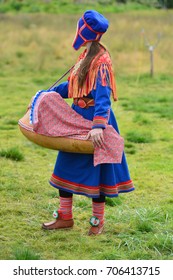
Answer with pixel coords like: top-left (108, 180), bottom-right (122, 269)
top-left (18, 109), bottom-right (94, 154)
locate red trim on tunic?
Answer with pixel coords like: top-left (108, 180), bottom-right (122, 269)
top-left (93, 116), bottom-right (107, 126)
top-left (50, 174), bottom-right (134, 197)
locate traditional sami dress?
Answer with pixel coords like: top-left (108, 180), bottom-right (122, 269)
top-left (49, 46), bottom-right (135, 198)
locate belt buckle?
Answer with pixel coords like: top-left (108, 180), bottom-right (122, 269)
top-left (78, 99), bottom-right (87, 108)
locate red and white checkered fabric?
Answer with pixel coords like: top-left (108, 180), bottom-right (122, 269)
top-left (32, 91), bottom-right (124, 166)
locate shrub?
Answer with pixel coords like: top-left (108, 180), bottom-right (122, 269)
top-left (164, 0), bottom-right (173, 8)
top-left (0, 147), bottom-right (24, 161)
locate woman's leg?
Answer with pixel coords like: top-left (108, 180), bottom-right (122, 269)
top-left (42, 189), bottom-right (74, 230)
top-left (89, 195), bottom-right (105, 235)
top-left (92, 195), bottom-right (105, 225)
top-left (93, 195), bottom-right (106, 203)
top-left (59, 190), bottom-right (73, 220)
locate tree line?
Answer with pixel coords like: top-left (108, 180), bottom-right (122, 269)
top-left (0, 0), bottom-right (173, 10)
top-left (74, 0), bottom-right (173, 8)
top-left (116, 0), bottom-right (173, 8)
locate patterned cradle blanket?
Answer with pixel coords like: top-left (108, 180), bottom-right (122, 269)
top-left (31, 91), bottom-right (124, 166)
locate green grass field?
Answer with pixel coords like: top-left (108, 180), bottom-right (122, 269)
top-left (0, 9), bottom-right (173, 260)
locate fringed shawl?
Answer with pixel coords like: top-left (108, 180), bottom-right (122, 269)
top-left (68, 46), bottom-right (118, 101)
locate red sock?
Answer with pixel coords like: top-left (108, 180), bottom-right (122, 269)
top-left (92, 202), bottom-right (105, 225)
top-left (59, 197), bottom-right (73, 220)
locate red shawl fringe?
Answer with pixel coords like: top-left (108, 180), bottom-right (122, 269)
top-left (68, 46), bottom-right (117, 101)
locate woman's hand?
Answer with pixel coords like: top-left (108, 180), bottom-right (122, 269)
top-left (86, 128), bottom-right (104, 147)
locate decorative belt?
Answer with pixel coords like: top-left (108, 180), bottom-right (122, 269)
top-left (73, 97), bottom-right (95, 109)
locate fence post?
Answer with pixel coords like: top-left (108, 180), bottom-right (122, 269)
top-left (142, 29), bottom-right (162, 77)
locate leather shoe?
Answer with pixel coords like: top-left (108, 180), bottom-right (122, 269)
top-left (42, 211), bottom-right (74, 230)
top-left (88, 223), bottom-right (104, 235)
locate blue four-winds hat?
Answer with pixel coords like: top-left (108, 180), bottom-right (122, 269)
top-left (72, 10), bottom-right (109, 50)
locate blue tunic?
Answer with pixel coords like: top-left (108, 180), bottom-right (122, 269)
top-left (49, 79), bottom-right (134, 198)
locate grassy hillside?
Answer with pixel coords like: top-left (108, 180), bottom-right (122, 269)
top-left (0, 10), bottom-right (173, 260)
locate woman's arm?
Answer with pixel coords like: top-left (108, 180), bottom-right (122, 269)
top-left (91, 81), bottom-right (111, 129)
top-left (87, 74), bottom-right (112, 147)
top-left (47, 81), bottom-right (69, 98)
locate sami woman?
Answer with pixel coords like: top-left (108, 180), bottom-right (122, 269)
top-left (42, 10), bottom-right (134, 235)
